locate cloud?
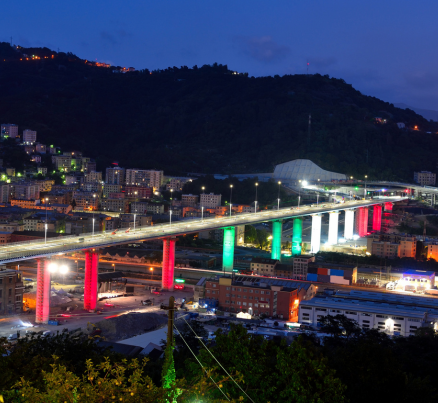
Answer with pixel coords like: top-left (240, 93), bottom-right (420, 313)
top-left (235, 36), bottom-right (290, 63)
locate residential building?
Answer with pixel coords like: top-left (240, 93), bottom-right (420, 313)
top-left (13, 183), bottom-right (40, 200)
top-left (250, 258), bottom-right (279, 276)
top-left (274, 263), bottom-right (294, 279)
top-left (166, 177), bottom-right (191, 191)
top-left (101, 198), bottom-right (129, 213)
top-left (292, 255), bottom-right (316, 280)
top-left (72, 191), bottom-right (99, 211)
top-left (45, 191), bottom-right (72, 205)
top-left (205, 276), bottom-right (316, 320)
top-left (125, 169), bottom-right (163, 190)
top-left (35, 143), bottom-right (46, 154)
top-left (84, 171), bottom-right (102, 183)
top-left (1, 124), bottom-right (18, 139)
top-left (84, 160), bottom-right (97, 173)
top-left (23, 217), bottom-right (56, 232)
top-left (37, 167), bottom-right (48, 175)
top-left (181, 194), bottom-right (199, 207)
top-left (53, 155), bottom-right (72, 172)
top-left (414, 171), bottom-right (436, 186)
top-left (6, 168), bottom-right (15, 177)
top-left (80, 182), bottom-right (102, 194)
top-left (145, 203), bottom-right (165, 214)
top-left (35, 179), bottom-right (55, 192)
top-left (200, 193), bottom-right (222, 208)
top-left (10, 200), bottom-right (39, 209)
top-left (24, 145), bottom-right (35, 155)
top-left (298, 289), bottom-right (438, 337)
top-left (366, 234), bottom-right (416, 258)
top-left (0, 184), bottom-right (9, 203)
top-left (130, 202), bottom-right (149, 214)
top-left (125, 186), bottom-right (152, 199)
top-left (103, 184), bottom-right (122, 198)
top-left (0, 232), bottom-right (12, 244)
top-left (22, 129), bottom-right (37, 144)
top-left (0, 269), bottom-right (24, 314)
top-left (106, 166), bottom-right (126, 185)
top-left (31, 155), bottom-right (41, 163)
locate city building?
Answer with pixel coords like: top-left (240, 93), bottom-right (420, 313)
top-left (292, 255), bottom-right (316, 280)
top-left (101, 198), bottom-right (129, 213)
top-left (125, 169), bottom-right (163, 190)
top-left (414, 171), bottom-right (436, 186)
top-left (35, 179), bottom-right (55, 192)
top-left (145, 203), bottom-right (165, 214)
top-left (35, 143), bottom-right (47, 154)
top-left (130, 202), bottom-right (149, 214)
top-left (367, 234), bottom-right (416, 258)
top-left (200, 193), bottom-right (222, 208)
top-left (165, 177), bottom-right (191, 191)
top-left (181, 194), bottom-right (199, 207)
top-left (125, 186), bottom-right (152, 199)
top-left (0, 268), bottom-right (24, 314)
top-left (0, 184), bottom-right (9, 203)
top-left (72, 191), bottom-right (99, 211)
top-left (53, 155), bottom-right (72, 172)
top-left (84, 160), bottom-right (97, 173)
top-left (205, 276), bottom-right (317, 320)
top-left (106, 166), bottom-right (125, 185)
top-left (1, 124), bottom-right (19, 139)
top-left (22, 129), bottom-right (37, 144)
top-left (298, 289), bottom-right (438, 336)
top-left (103, 184), bottom-right (122, 198)
top-left (84, 171), bottom-right (103, 183)
top-left (250, 258), bottom-right (279, 276)
top-left (13, 183), bottom-right (40, 200)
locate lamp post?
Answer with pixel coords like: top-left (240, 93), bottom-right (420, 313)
top-left (277, 181), bottom-right (281, 210)
top-left (75, 260), bottom-right (78, 274)
top-left (45, 197), bottom-right (49, 244)
top-left (229, 184), bottom-right (233, 217)
top-left (364, 175), bottom-right (368, 198)
top-left (170, 189), bottom-right (173, 201)
top-left (298, 180), bottom-right (301, 209)
top-left (133, 213), bottom-right (136, 233)
top-left (255, 182), bottom-right (258, 214)
top-left (112, 263), bottom-right (115, 272)
top-left (150, 267), bottom-right (154, 280)
top-left (202, 186), bottom-right (205, 194)
top-left (169, 209), bottom-right (172, 227)
top-left (317, 192), bottom-right (319, 206)
top-left (201, 206), bottom-right (204, 221)
top-left (92, 194), bottom-right (96, 236)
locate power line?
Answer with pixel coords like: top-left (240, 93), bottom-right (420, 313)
top-left (182, 317), bottom-right (255, 403)
top-left (173, 325), bottom-right (230, 401)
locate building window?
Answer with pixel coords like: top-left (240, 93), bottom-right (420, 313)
top-left (9, 277), bottom-right (12, 283)
top-left (226, 293), bottom-right (230, 297)
top-left (8, 289), bottom-right (12, 297)
top-left (250, 290), bottom-right (253, 293)
top-left (226, 287), bottom-right (230, 290)
top-left (213, 284), bottom-right (216, 288)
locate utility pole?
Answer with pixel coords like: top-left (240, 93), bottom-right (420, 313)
top-left (160, 296), bottom-right (176, 391)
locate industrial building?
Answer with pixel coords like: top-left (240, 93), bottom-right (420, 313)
top-left (298, 289), bottom-right (438, 336)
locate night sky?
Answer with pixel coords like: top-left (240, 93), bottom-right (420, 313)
top-left (3, 1), bottom-right (438, 109)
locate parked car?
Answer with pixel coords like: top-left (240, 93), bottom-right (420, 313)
top-left (7, 334), bottom-right (18, 341)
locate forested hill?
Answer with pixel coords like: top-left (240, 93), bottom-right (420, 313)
top-left (0, 42), bottom-right (437, 180)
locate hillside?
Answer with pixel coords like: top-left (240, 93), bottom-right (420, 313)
top-left (394, 103), bottom-right (438, 122)
top-left (0, 42), bottom-right (437, 180)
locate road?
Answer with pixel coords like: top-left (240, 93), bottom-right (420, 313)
top-left (0, 197), bottom-right (405, 264)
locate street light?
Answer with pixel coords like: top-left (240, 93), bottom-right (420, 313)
top-left (364, 175), bottom-right (368, 198)
top-left (170, 189), bottom-right (173, 201)
top-left (169, 209), bottom-right (172, 227)
top-left (277, 181), bottom-right (281, 210)
top-left (75, 260), bottom-right (78, 274)
top-left (202, 186), bottom-right (205, 194)
top-left (255, 182), bottom-right (258, 214)
top-left (316, 192), bottom-right (319, 206)
top-left (133, 213), bottom-right (136, 233)
top-left (201, 206), bottom-right (204, 221)
top-left (229, 184), bottom-right (233, 217)
top-left (112, 263), bottom-right (115, 272)
top-left (45, 197), bottom-right (49, 244)
top-left (150, 267), bottom-right (154, 280)
top-left (92, 194), bottom-right (96, 236)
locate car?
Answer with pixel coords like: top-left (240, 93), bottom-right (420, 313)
top-left (7, 334), bottom-right (18, 341)
top-left (142, 299), bottom-right (153, 306)
top-left (152, 290), bottom-right (162, 295)
top-left (42, 331), bottom-right (52, 338)
top-left (174, 284), bottom-right (184, 290)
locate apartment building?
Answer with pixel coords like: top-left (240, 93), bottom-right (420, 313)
top-left (292, 255), bottom-right (316, 280)
top-left (125, 186), bottom-right (152, 199)
top-left (0, 269), bottom-right (24, 314)
top-left (145, 203), bottom-right (165, 214)
top-left (103, 184), bottom-right (122, 198)
top-left (182, 194), bottom-right (199, 207)
top-left (101, 198), bottom-right (129, 213)
top-left (250, 258), bottom-right (279, 276)
top-left (22, 129), bottom-right (37, 144)
top-left (13, 183), bottom-right (40, 200)
top-left (200, 193), bottom-right (222, 208)
top-left (367, 234), bottom-right (416, 258)
top-left (35, 143), bottom-right (46, 154)
top-left (84, 171), bottom-right (103, 183)
top-left (106, 166), bottom-right (126, 185)
top-left (52, 155), bottom-right (72, 172)
top-left (414, 171), bottom-right (436, 186)
top-left (1, 124), bottom-right (18, 139)
top-left (72, 191), bottom-right (99, 211)
top-left (125, 169), bottom-right (163, 190)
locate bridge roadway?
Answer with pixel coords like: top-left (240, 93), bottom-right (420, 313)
top-left (0, 197), bottom-right (405, 264)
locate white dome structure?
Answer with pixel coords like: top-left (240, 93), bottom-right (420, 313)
top-left (273, 159), bottom-right (346, 182)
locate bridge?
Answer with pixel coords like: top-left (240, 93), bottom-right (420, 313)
top-left (7, 196), bottom-right (404, 323)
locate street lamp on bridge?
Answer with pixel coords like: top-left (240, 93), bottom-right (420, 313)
top-left (277, 181), bottom-right (281, 210)
top-left (229, 184), bottom-right (233, 217)
top-left (255, 182), bottom-right (258, 214)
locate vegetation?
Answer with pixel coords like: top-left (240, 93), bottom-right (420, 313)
top-left (1, 43), bottom-right (437, 179)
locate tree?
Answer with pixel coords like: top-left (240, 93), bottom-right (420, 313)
top-left (244, 225), bottom-right (257, 244)
top-left (70, 199), bottom-right (77, 209)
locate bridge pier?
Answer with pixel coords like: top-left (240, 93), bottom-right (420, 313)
top-left (356, 207), bottom-right (369, 237)
top-left (310, 214), bottom-right (322, 254)
top-left (35, 259), bottom-right (51, 324)
top-left (384, 202), bottom-right (393, 211)
top-left (292, 218), bottom-right (303, 256)
top-left (271, 220), bottom-right (282, 261)
top-left (328, 211), bottom-right (340, 245)
top-left (344, 209), bottom-right (355, 240)
top-left (373, 205), bottom-right (382, 231)
top-left (222, 227), bottom-right (235, 272)
top-left (84, 250), bottom-right (99, 311)
top-left (162, 238), bottom-right (176, 291)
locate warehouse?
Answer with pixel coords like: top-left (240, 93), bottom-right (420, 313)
top-left (299, 289), bottom-right (438, 336)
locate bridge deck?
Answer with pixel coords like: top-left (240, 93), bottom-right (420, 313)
top-left (0, 197), bottom-right (405, 263)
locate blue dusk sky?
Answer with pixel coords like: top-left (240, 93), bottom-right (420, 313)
top-left (2, 1), bottom-right (438, 109)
